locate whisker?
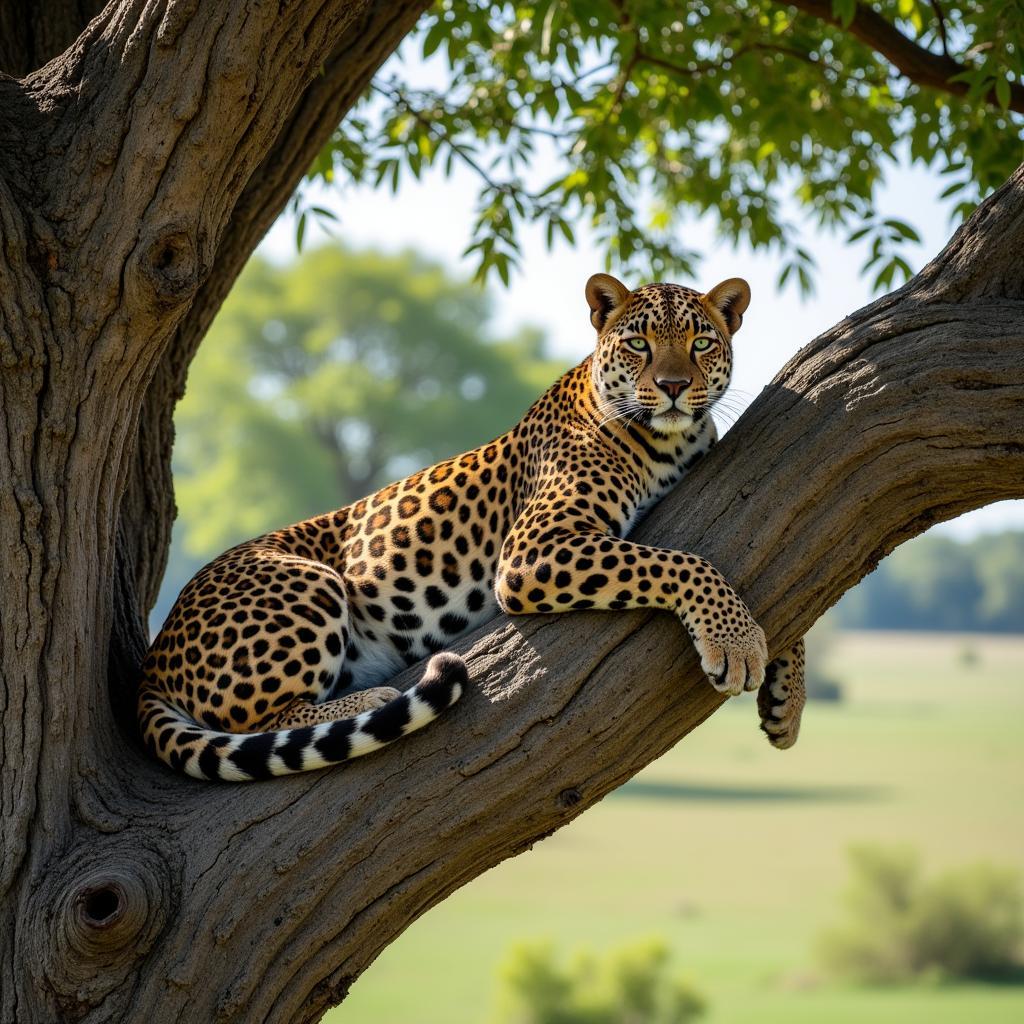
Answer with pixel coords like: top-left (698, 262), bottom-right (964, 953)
top-left (710, 404), bottom-right (747, 419)
top-left (592, 402), bottom-right (640, 436)
top-left (708, 397), bottom-right (750, 415)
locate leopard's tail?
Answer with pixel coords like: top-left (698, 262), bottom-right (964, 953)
top-left (139, 653), bottom-right (467, 781)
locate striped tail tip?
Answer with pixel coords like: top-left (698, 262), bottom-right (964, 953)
top-left (414, 651), bottom-right (468, 710)
top-left (346, 652), bottom-right (467, 756)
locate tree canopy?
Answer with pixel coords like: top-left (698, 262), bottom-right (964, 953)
top-left (301, 0), bottom-right (1023, 293)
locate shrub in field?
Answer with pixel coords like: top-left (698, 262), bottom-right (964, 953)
top-left (911, 863), bottom-right (1024, 979)
top-left (820, 844), bottom-right (1024, 983)
top-left (494, 938), bottom-right (706, 1024)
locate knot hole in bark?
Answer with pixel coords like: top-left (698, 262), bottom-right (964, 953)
top-left (60, 861), bottom-right (160, 966)
top-left (137, 226), bottom-right (199, 308)
top-left (69, 874), bottom-right (141, 947)
top-left (31, 839), bottom-right (176, 1017)
top-left (558, 786), bottom-right (582, 808)
top-left (78, 880), bottom-right (125, 929)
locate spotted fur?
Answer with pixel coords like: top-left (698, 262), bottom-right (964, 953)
top-left (758, 638), bottom-right (806, 749)
top-left (139, 273), bottom-right (805, 780)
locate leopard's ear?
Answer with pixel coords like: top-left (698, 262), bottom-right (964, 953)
top-left (702, 278), bottom-right (751, 336)
top-left (585, 273), bottom-right (631, 332)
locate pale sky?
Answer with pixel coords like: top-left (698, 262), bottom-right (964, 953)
top-left (258, 74), bottom-right (1023, 541)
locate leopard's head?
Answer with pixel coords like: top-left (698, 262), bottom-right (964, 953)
top-left (586, 273), bottom-right (750, 434)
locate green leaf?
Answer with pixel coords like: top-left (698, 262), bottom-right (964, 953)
top-left (495, 255), bottom-right (510, 287)
top-left (797, 265), bottom-right (814, 297)
top-left (883, 219), bottom-right (921, 243)
top-left (831, 0), bottom-right (857, 28)
top-left (873, 259), bottom-right (897, 292)
top-left (421, 19), bottom-right (447, 59)
top-left (995, 76), bottom-right (1011, 112)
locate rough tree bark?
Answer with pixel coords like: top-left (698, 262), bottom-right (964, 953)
top-left (0, 3), bottom-right (1022, 1023)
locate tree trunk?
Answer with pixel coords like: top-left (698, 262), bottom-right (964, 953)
top-left (0, 3), bottom-right (1022, 1023)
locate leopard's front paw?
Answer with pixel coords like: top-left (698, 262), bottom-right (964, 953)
top-left (688, 613), bottom-right (768, 697)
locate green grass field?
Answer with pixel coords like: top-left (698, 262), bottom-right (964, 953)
top-left (327, 631), bottom-right (1024, 1024)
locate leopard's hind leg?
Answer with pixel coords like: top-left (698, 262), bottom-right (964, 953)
top-left (269, 687), bottom-right (402, 728)
top-left (758, 638), bottom-right (806, 749)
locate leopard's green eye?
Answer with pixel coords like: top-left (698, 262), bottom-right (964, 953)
top-left (692, 337), bottom-right (715, 353)
top-left (623, 336), bottom-right (648, 352)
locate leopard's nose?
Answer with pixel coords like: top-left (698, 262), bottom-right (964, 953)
top-left (655, 377), bottom-right (690, 400)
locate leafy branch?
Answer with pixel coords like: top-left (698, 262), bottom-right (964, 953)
top-left (294, 0), bottom-right (1021, 290)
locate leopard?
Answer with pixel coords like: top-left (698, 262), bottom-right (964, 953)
top-left (139, 272), bottom-right (806, 781)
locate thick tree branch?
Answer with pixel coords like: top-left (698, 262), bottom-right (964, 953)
top-left (2, 1), bottom-right (431, 1013)
top-left (50, 164), bottom-right (1024, 1023)
top-left (784, 0), bottom-right (1024, 114)
top-left (15, 0), bottom-right (371, 360)
top-left (2, 0), bottom-right (402, 875)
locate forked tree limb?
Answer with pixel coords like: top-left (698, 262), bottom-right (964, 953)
top-left (0, 0), bottom-right (420, 895)
top-left (33, 168), bottom-right (1024, 1024)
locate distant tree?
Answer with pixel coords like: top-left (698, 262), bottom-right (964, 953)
top-left (835, 532), bottom-right (1024, 633)
top-left (886, 535), bottom-right (984, 630)
top-left (803, 615), bottom-right (844, 701)
top-left (972, 533), bottom-right (1024, 632)
top-left (495, 939), bottom-right (706, 1024)
top-left (820, 844), bottom-right (1024, 983)
top-left (172, 246), bottom-right (558, 555)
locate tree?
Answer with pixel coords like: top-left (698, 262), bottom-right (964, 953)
top-left (819, 844), bottom-right (1024, 982)
top-left (0, 3), bottom-right (1021, 1023)
top-left (495, 939), bottom-right (707, 1023)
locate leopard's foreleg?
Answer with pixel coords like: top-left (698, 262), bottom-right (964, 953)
top-left (495, 509), bottom-right (768, 696)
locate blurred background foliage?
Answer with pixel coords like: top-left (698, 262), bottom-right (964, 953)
top-left (819, 844), bottom-right (1024, 983)
top-left (300, 0), bottom-right (1024, 292)
top-left (494, 939), bottom-right (706, 1024)
top-left (834, 530), bottom-right (1024, 633)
